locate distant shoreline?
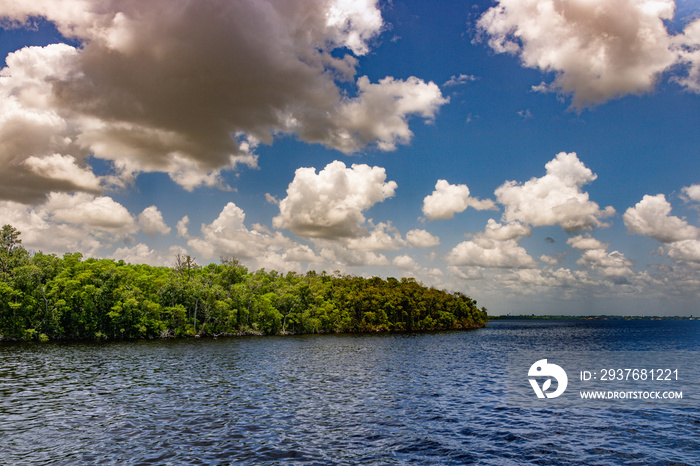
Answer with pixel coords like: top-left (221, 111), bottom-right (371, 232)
top-left (489, 315), bottom-right (696, 321)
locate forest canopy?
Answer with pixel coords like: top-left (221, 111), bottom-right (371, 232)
top-left (0, 225), bottom-right (487, 342)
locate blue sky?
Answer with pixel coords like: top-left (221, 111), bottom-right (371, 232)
top-left (0, 0), bottom-right (698, 315)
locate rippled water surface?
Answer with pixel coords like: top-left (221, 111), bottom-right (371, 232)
top-left (1, 320), bottom-right (698, 464)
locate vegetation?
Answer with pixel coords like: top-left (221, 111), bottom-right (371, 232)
top-left (0, 225), bottom-right (487, 342)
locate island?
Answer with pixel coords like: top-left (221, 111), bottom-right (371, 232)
top-left (0, 225), bottom-right (487, 342)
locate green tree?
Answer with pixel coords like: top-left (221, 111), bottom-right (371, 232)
top-left (0, 224), bottom-right (28, 280)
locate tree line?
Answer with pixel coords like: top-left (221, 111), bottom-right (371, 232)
top-left (0, 225), bottom-right (487, 341)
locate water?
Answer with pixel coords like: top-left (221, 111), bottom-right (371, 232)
top-left (0, 319), bottom-right (698, 464)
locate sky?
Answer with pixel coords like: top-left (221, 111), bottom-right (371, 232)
top-left (0, 0), bottom-right (698, 316)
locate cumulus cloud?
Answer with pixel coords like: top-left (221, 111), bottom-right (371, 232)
top-left (447, 265), bottom-right (484, 281)
top-left (564, 232), bottom-right (634, 280)
top-left (345, 221), bottom-right (405, 251)
top-left (624, 193), bottom-right (700, 268)
top-left (477, 0), bottom-right (680, 108)
top-left (496, 267), bottom-right (591, 292)
top-left (0, 0), bottom-right (446, 199)
top-left (495, 152), bottom-right (615, 232)
top-left (665, 239), bottom-right (700, 268)
top-left (138, 206), bottom-right (171, 236)
top-left (422, 179), bottom-right (496, 221)
top-left (539, 255), bottom-right (561, 266)
top-left (44, 192), bottom-right (135, 231)
top-left (189, 202), bottom-right (291, 261)
top-left (623, 194), bottom-right (700, 242)
top-left (393, 254), bottom-right (419, 270)
top-left (323, 0), bottom-right (383, 55)
top-left (671, 18), bottom-right (700, 93)
top-left (682, 184), bottom-right (700, 203)
top-left (481, 218), bottom-right (532, 240)
top-left (176, 216), bottom-right (190, 239)
top-left (406, 229), bottom-right (440, 248)
top-left (317, 242), bottom-right (389, 268)
top-left (0, 44), bottom-right (106, 203)
top-left (273, 161), bottom-right (397, 239)
top-left (0, 193), bottom-right (137, 256)
top-left (447, 239), bottom-right (536, 269)
top-left (282, 245), bottom-right (322, 264)
top-left (577, 249), bottom-right (634, 279)
top-left (113, 243), bottom-right (185, 267)
top-left (265, 193), bottom-right (280, 205)
top-left (447, 219), bottom-right (536, 269)
top-left (186, 202), bottom-right (326, 273)
top-left (23, 154), bottom-right (102, 192)
top-left (318, 76), bottom-right (448, 153)
top-left (567, 234), bottom-right (610, 251)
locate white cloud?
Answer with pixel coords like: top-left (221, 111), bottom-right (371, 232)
top-left (671, 19), bottom-right (700, 93)
top-left (0, 200), bottom-right (92, 256)
top-left (112, 243), bottom-right (183, 267)
top-left (446, 239), bottom-right (535, 269)
top-left (567, 234), bottom-right (609, 251)
top-left (406, 229), bottom-right (440, 248)
top-left (531, 82), bottom-right (550, 93)
top-left (176, 216), bottom-right (190, 239)
top-left (664, 239), bottom-right (700, 268)
top-left (273, 161), bottom-right (397, 239)
top-left (23, 154), bottom-right (102, 192)
top-left (0, 1), bottom-right (446, 198)
top-left (422, 179), bottom-right (496, 221)
top-left (393, 254), bottom-right (418, 270)
top-left (623, 194), bottom-right (700, 243)
top-left (624, 192), bottom-right (700, 269)
top-left (0, 193), bottom-right (137, 256)
top-left (447, 265), bottom-right (484, 281)
top-left (577, 249), bottom-right (634, 279)
top-left (0, 44), bottom-right (104, 202)
top-left (184, 201), bottom-right (327, 273)
top-left (282, 245), bottom-right (322, 264)
top-left (44, 192), bottom-right (135, 231)
top-left (189, 202), bottom-right (292, 261)
top-left (324, 76), bottom-right (448, 153)
top-left (682, 184), bottom-right (700, 203)
top-left (252, 223), bottom-right (271, 235)
top-left (496, 267), bottom-right (590, 291)
top-left (539, 255), bottom-right (560, 266)
top-left (346, 222), bottom-right (405, 251)
top-left (562, 230), bottom-right (635, 280)
top-left (324, 0), bottom-right (383, 56)
top-left (495, 152), bottom-right (615, 232)
top-left (317, 242), bottom-right (389, 268)
top-left (443, 74), bottom-right (478, 86)
top-left (477, 0), bottom-right (678, 108)
top-left (265, 193), bottom-right (280, 205)
top-left (447, 219), bottom-right (536, 269)
top-left (481, 218), bottom-right (532, 240)
top-left (138, 206), bottom-right (171, 236)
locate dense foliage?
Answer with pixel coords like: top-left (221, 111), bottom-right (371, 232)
top-left (0, 225), bottom-right (487, 341)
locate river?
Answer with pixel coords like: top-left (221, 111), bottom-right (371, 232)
top-left (1, 319), bottom-right (698, 464)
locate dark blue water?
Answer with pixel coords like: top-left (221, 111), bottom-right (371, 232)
top-left (0, 319), bottom-right (698, 464)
